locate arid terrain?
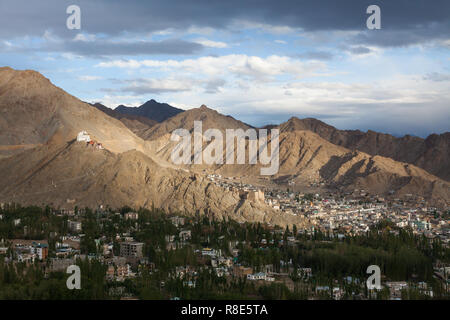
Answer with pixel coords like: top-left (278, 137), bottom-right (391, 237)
top-left (0, 67), bottom-right (448, 226)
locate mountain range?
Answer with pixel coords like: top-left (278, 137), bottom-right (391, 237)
top-left (279, 117), bottom-right (450, 182)
top-left (115, 99), bottom-right (184, 122)
top-left (91, 102), bottom-right (158, 138)
top-left (0, 67), bottom-right (448, 225)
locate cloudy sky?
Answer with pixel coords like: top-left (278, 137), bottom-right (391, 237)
top-left (0, 0), bottom-right (449, 137)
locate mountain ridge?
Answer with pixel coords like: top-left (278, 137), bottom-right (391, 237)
top-left (0, 67), bottom-right (448, 220)
top-left (91, 102), bottom-right (157, 137)
top-left (115, 99), bottom-right (184, 123)
top-left (278, 117), bottom-right (450, 181)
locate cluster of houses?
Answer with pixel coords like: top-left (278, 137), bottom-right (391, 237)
top-left (1, 201), bottom-right (448, 299)
top-left (2, 241), bottom-right (49, 263)
top-left (206, 173), bottom-right (449, 243)
top-left (206, 174), bottom-right (265, 204)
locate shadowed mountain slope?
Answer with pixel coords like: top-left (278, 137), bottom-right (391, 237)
top-left (279, 117), bottom-right (450, 181)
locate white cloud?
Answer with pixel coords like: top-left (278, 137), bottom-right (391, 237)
top-left (97, 54), bottom-right (325, 81)
top-left (61, 52), bottom-right (83, 60)
top-left (151, 28), bottom-right (175, 36)
top-left (231, 21), bottom-right (299, 35)
top-left (119, 78), bottom-right (193, 94)
top-left (91, 95), bottom-right (144, 109)
top-left (194, 39), bottom-right (228, 48)
top-left (439, 39), bottom-right (450, 48)
top-left (146, 73), bottom-right (449, 134)
top-left (78, 75), bottom-right (103, 81)
top-left (186, 26), bottom-right (216, 35)
top-left (73, 33), bottom-right (97, 42)
top-left (43, 30), bottom-right (57, 42)
top-left (94, 54), bottom-right (449, 136)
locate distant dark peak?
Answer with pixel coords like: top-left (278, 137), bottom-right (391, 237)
top-left (199, 104), bottom-right (209, 109)
top-left (114, 99), bottom-right (184, 122)
top-left (92, 102), bottom-right (108, 108)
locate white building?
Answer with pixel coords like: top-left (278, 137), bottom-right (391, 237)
top-left (77, 131), bottom-right (91, 142)
top-left (179, 230), bottom-right (192, 241)
top-left (202, 248), bottom-right (220, 257)
top-left (247, 272), bottom-right (275, 282)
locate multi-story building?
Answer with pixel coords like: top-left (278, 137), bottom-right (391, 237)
top-left (68, 220), bottom-right (82, 233)
top-left (31, 243), bottom-right (48, 260)
top-left (124, 212), bottom-right (139, 220)
top-left (119, 242), bottom-right (143, 258)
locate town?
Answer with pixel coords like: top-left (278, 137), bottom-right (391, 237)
top-left (205, 173), bottom-right (450, 242)
top-left (0, 198), bottom-right (448, 300)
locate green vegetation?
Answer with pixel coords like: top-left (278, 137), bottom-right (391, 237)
top-left (0, 204), bottom-right (448, 300)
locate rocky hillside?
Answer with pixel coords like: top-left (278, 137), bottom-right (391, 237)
top-left (279, 117), bottom-right (450, 181)
top-left (0, 67), bottom-right (148, 156)
top-left (142, 104), bottom-right (252, 141)
top-left (0, 67), bottom-right (447, 218)
top-left (142, 111), bottom-right (449, 202)
top-left (92, 103), bottom-right (157, 137)
top-left (0, 67), bottom-right (304, 227)
top-left (0, 140), bottom-right (305, 227)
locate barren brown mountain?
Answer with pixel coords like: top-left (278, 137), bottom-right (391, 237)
top-left (0, 67), bottom-right (148, 156)
top-left (0, 67), bottom-right (448, 221)
top-left (145, 122), bottom-right (449, 202)
top-left (279, 117), bottom-right (450, 181)
top-left (0, 140), bottom-right (302, 227)
top-left (142, 104), bottom-right (252, 141)
top-left (91, 103), bottom-right (157, 138)
top-left (0, 67), bottom-right (306, 227)
top-left (138, 106), bottom-right (449, 202)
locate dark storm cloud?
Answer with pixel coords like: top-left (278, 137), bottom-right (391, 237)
top-left (0, 37), bottom-right (203, 57)
top-left (423, 72), bottom-right (450, 82)
top-left (58, 39), bottom-right (203, 56)
top-left (0, 0), bottom-right (449, 48)
top-left (353, 23), bottom-right (450, 47)
top-left (347, 46), bottom-right (372, 55)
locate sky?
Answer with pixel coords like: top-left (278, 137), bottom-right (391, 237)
top-left (0, 0), bottom-right (449, 137)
